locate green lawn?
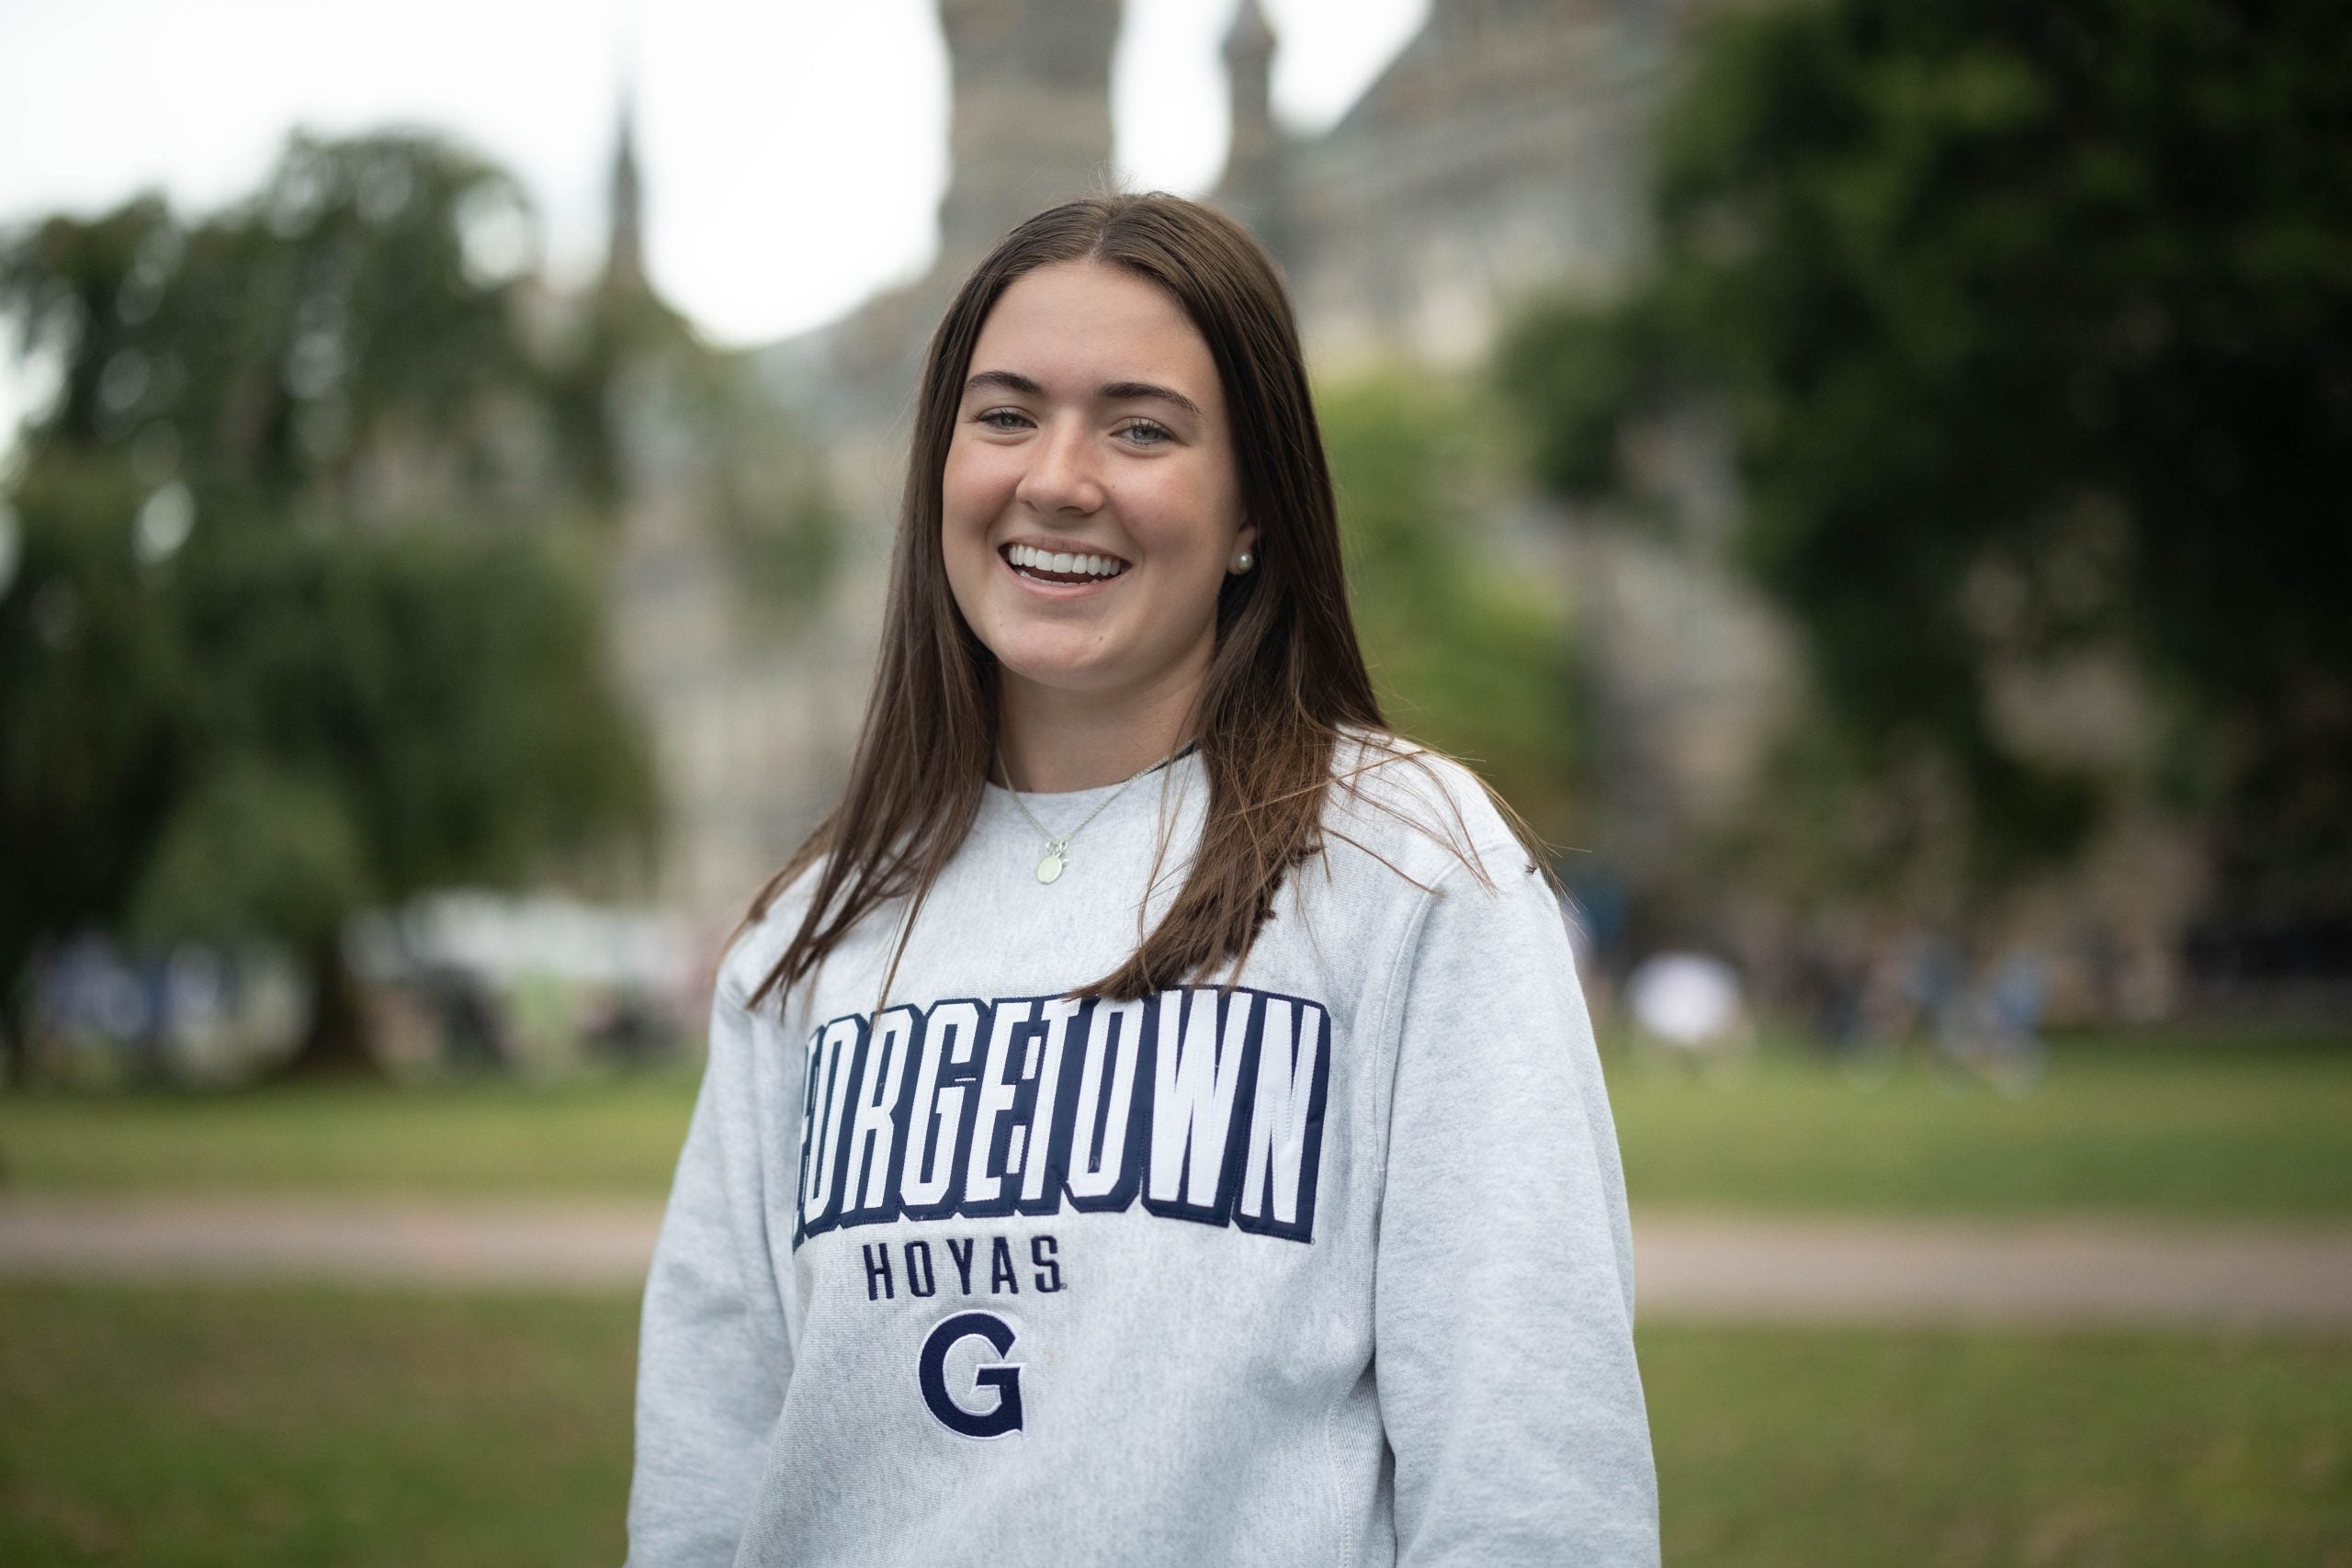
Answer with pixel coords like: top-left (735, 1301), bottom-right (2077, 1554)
top-left (1, 1032), bottom-right (2347, 1219)
top-left (0, 1074), bottom-right (699, 1199)
top-left (1644, 1321), bottom-right (2352, 1567)
top-left (3, 1280), bottom-right (2345, 1567)
top-left (1608, 1032), bottom-right (2352, 1221)
top-left (1, 1283), bottom-right (636, 1568)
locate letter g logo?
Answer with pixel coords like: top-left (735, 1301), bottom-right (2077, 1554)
top-left (917, 1310), bottom-right (1024, 1438)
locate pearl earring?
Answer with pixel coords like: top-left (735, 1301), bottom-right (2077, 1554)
top-left (1232, 550), bottom-right (1255, 574)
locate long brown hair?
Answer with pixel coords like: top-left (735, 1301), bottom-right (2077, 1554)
top-left (746, 192), bottom-right (1398, 1013)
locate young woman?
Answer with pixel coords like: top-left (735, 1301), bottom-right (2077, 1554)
top-left (627, 193), bottom-right (1657, 1566)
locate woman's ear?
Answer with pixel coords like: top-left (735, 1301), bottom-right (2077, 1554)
top-left (1228, 519), bottom-right (1261, 575)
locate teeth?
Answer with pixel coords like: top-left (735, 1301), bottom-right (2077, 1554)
top-left (1007, 545), bottom-right (1125, 579)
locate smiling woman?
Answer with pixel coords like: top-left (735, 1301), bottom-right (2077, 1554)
top-left (625, 194), bottom-right (1659, 1568)
top-left (943, 259), bottom-right (1254, 788)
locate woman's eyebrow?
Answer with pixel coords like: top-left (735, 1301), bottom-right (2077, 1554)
top-left (1100, 380), bottom-right (1203, 420)
top-left (964, 369), bottom-right (1044, 399)
top-left (962, 369), bottom-right (1202, 421)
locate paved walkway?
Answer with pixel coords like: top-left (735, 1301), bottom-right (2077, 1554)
top-left (0, 1197), bottom-right (661, 1292)
top-left (3, 1196), bottom-right (2349, 1328)
top-left (1630, 1212), bottom-right (2352, 1329)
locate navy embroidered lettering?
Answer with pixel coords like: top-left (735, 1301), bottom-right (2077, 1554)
top-left (838, 1006), bottom-right (920, 1224)
top-left (1031, 1234), bottom-right (1064, 1292)
top-left (1234, 997), bottom-right (1332, 1242)
top-left (1144, 987), bottom-right (1251, 1224)
top-left (961, 999), bottom-right (1034, 1213)
top-left (1064, 996), bottom-right (1149, 1212)
top-left (944, 1235), bottom-right (977, 1293)
top-left (797, 1017), bottom-right (860, 1233)
top-left (793, 987), bottom-right (1330, 1247)
top-left (918, 1311), bottom-right (1024, 1439)
top-left (989, 1235), bottom-right (1020, 1293)
top-left (896, 999), bottom-right (983, 1219)
top-left (1017, 997), bottom-right (1085, 1208)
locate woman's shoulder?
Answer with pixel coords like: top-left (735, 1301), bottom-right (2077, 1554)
top-left (1320, 727), bottom-right (1543, 891)
top-left (713, 855), bottom-right (831, 1009)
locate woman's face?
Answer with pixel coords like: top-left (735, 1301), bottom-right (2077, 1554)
top-left (942, 259), bottom-right (1254, 713)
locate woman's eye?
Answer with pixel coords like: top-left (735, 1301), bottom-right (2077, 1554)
top-left (1118, 419), bottom-right (1173, 446)
top-left (976, 408), bottom-right (1031, 431)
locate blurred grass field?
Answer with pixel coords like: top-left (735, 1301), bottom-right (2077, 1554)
top-left (2, 1280), bottom-right (2345, 1568)
top-left (4, 1032), bottom-right (2346, 1567)
top-left (2, 1032), bottom-right (2347, 1218)
top-left (0, 1071), bottom-right (701, 1200)
top-left (1606, 1031), bottom-right (2352, 1220)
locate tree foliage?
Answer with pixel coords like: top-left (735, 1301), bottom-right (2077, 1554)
top-left (0, 132), bottom-right (660, 1075)
top-left (1499, 0), bottom-right (2352, 912)
top-left (1321, 373), bottom-right (1588, 840)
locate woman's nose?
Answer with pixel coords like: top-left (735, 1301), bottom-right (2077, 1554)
top-left (1014, 419), bottom-right (1104, 515)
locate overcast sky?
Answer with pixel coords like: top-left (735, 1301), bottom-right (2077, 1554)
top-left (0, 0), bottom-right (1425, 358)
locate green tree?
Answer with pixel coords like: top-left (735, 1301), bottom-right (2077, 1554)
top-left (0, 132), bottom-right (657, 1079)
top-left (1499, 0), bottom-right (2352, 917)
top-left (1320, 373), bottom-right (1587, 840)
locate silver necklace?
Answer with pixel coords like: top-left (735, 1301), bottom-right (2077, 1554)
top-left (997, 746), bottom-right (1182, 885)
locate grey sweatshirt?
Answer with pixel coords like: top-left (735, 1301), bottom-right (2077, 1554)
top-left (627, 740), bottom-right (1658, 1566)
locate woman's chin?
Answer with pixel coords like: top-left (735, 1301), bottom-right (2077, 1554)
top-left (995, 651), bottom-right (1125, 699)
top-left (982, 617), bottom-right (1211, 710)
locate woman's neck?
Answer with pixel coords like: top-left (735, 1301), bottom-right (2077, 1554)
top-left (997, 670), bottom-right (1202, 794)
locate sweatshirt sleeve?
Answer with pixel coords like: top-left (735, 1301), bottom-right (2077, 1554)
top-left (625, 964), bottom-right (793, 1567)
top-left (1374, 852), bottom-right (1659, 1567)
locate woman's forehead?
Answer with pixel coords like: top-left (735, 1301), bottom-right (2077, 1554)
top-left (969, 261), bottom-right (1220, 409)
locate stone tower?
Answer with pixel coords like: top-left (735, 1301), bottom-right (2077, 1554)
top-left (1278, 0), bottom-right (1662, 367)
top-left (1216, 0), bottom-right (1289, 263)
top-left (934, 0), bottom-right (1122, 274)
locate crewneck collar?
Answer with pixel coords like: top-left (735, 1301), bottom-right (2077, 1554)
top-left (975, 742), bottom-right (1204, 842)
top-left (982, 740), bottom-right (1201, 806)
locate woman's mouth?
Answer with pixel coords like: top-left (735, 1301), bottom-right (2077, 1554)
top-left (1001, 543), bottom-right (1130, 586)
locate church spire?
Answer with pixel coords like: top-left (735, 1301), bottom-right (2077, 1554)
top-left (605, 84), bottom-right (647, 297)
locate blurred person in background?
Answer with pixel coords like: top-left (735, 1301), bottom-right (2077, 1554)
top-left (624, 193), bottom-right (1657, 1567)
top-left (1625, 949), bottom-right (1751, 1066)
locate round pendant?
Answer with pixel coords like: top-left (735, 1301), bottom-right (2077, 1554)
top-left (1036, 850), bottom-right (1065, 884)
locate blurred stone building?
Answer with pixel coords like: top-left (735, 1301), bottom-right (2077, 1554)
top-left (608, 0), bottom-right (2190, 1019)
top-left (1209, 0), bottom-right (1793, 907)
top-left (573, 0), bottom-right (2182, 1029)
top-left (595, 99), bottom-right (861, 933)
top-left (727, 0), bottom-right (1787, 925)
